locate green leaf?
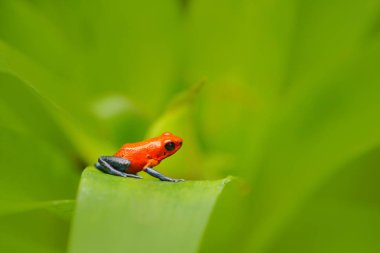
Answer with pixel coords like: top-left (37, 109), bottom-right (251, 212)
top-left (0, 41), bottom-right (115, 162)
top-left (192, 0), bottom-right (380, 252)
top-left (0, 71), bottom-right (71, 152)
top-left (0, 0), bottom-right (183, 155)
top-left (68, 167), bottom-right (230, 253)
top-left (0, 72), bottom-right (79, 253)
top-left (145, 81), bottom-right (206, 180)
top-left (0, 126), bottom-right (77, 253)
top-left (0, 73), bottom-right (79, 207)
top-left (266, 147), bottom-right (380, 253)
top-left (0, 200), bottom-right (75, 253)
top-left (2, 0), bottom-right (380, 252)
top-left (0, 208), bottom-right (70, 253)
top-left (240, 18), bottom-right (380, 253)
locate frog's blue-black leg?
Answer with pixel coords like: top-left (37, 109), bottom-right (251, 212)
top-left (95, 156), bottom-right (142, 179)
top-left (144, 167), bottom-right (184, 182)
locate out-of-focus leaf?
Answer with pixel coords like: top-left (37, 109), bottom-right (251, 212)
top-left (0, 209), bottom-right (71, 253)
top-left (0, 43), bottom-right (114, 162)
top-left (0, 72), bottom-right (79, 253)
top-left (267, 146), bottom-right (380, 253)
top-left (145, 81), bottom-right (206, 179)
top-left (68, 167), bottom-right (230, 253)
top-left (199, 178), bottom-right (252, 253)
top-left (185, 0), bottom-right (292, 179)
top-left (0, 74), bottom-right (79, 206)
top-left (283, 0), bottom-right (380, 89)
top-left (0, 0), bottom-right (183, 150)
top-left (241, 22), bottom-right (380, 253)
top-left (193, 1), bottom-right (380, 252)
top-left (90, 94), bottom-right (149, 146)
top-left (186, 0), bottom-right (296, 100)
top-left (0, 199), bottom-right (75, 253)
top-left (0, 200), bottom-right (74, 220)
top-left (0, 72), bottom-right (71, 152)
top-left (0, 0), bottom-right (77, 75)
top-left (77, 0), bottom-right (182, 117)
top-left (1, 0), bottom-right (182, 120)
top-left (1, 0), bottom-right (379, 253)
top-left (0, 127), bottom-right (77, 253)
top-left (0, 126), bottom-right (78, 212)
top-left (0, 1), bottom-right (90, 120)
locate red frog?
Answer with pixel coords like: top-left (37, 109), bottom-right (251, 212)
top-left (95, 132), bottom-right (184, 182)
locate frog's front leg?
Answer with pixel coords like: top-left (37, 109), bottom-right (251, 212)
top-left (144, 167), bottom-right (184, 182)
top-left (95, 156), bottom-right (142, 179)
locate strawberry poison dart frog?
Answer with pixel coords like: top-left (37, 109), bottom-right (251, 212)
top-left (95, 132), bottom-right (184, 182)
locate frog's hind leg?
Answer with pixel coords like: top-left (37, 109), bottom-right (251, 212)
top-left (144, 167), bottom-right (184, 182)
top-left (95, 156), bottom-right (142, 179)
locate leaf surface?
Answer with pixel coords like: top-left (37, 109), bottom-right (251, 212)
top-left (69, 167), bottom-right (230, 253)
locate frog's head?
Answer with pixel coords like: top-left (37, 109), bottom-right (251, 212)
top-left (156, 132), bottom-right (183, 161)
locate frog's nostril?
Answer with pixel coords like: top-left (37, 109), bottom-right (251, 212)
top-left (179, 142), bottom-right (183, 145)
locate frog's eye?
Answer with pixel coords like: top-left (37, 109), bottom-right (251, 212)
top-left (165, 142), bottom-right (175, 151)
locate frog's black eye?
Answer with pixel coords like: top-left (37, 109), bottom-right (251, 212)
top-left (165, 142), bottom-right (175, 151)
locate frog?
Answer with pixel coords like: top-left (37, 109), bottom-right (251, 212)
top-left (95, 132), bottom-right (184, 182)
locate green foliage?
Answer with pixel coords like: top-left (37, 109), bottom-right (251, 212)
top-left (0, 0), bottom-right (380, 253)
top-left (0, 72), bottom-right (79, 253)
top-left (69, 167), bottom-right (230, 253)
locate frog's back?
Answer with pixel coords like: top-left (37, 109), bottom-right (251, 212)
top-left (113, 140), bottom-right (161, 172)
top-left (112, 133), bottom-right (181, 173)
top-left (114, 142), bottom-right (145, 158)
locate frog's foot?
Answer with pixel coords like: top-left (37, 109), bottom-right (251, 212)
top-left (170, 178), bottom-right (185, 182)
top-left (95, 156), bottom-right (142, 179)
top-left (144, 167), bottom-right (184, 183)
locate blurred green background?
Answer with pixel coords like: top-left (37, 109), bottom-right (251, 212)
top-left (1, 0), bottom-right (380, 252)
